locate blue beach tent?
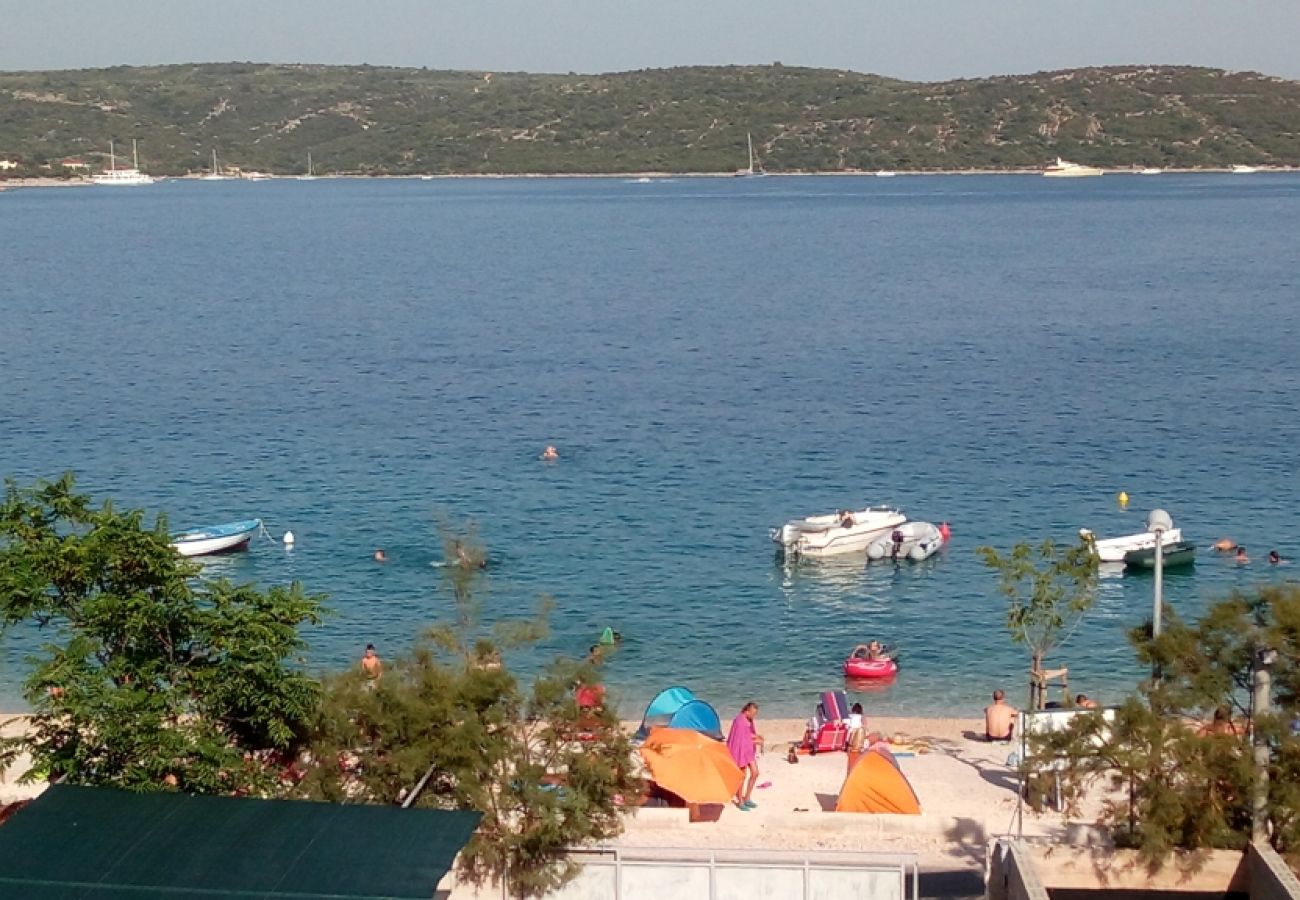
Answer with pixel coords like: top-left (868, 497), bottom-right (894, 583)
top-left (635, 686), bottom-right (724, 740)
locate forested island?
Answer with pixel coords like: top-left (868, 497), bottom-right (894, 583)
top-left (2, 62), bottom-right (1298, 176)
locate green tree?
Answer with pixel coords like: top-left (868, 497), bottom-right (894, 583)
top-left (297, 528), bottom-right (640, 899)
top-left (0, 474), bottom-right (325, 794)
top-left (1031, 585), bottom-right (1300, 865)
top-left (977, 537), bottom-right (1099, 708)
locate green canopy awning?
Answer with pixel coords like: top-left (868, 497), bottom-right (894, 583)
top-left (0, 784), bottom-right (480, 899)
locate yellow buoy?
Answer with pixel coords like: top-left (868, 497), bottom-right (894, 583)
top-left (1117, 491), bottom-right (1129, 509)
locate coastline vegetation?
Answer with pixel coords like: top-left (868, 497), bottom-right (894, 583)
top-left (1, 63), bottom-right (1298, 177)
top-left (0, 476), bottom-right (639, 898)
top-left (0, 473), bottom-right (325, 795)
top-left (1026, 585), bottom-right (1300, 865)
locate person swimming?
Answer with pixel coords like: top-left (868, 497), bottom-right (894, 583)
top-left (1269, 550), bottom-right (1283, 565)
top-left (540, 445), bottom-right (560, 461)
top-left (373, 548), bottom-right (387, 563)
top-left (1236, 546), bottom-right (1250, 564)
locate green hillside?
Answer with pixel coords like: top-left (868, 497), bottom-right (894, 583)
top-left (2, 62), bottom-right (1299, 175)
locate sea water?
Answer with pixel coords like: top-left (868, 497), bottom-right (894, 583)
top-left (1, 174), bottom-right (1298, 718)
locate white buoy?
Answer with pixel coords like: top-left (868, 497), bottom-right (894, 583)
top-left (283, 530), bottom-right (296, 546)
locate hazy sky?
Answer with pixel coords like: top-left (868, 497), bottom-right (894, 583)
top-left (4, 0), bottom-right (1298, 80)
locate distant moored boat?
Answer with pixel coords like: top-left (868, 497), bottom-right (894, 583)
top-left (1043, 157), bottom-right (1102, 178)
top-left (171, 518), bottom-right (261, 557)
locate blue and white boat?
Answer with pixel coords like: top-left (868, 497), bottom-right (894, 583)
top-left (171, 518), bottom-right (261, 557)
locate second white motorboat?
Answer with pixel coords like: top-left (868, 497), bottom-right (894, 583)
top-left (1079, 526), bottom-right (1183, 563)
top-left (772, 505), bottom-right (906, 560)
top-left (866, 521), bottom-right (947, 562)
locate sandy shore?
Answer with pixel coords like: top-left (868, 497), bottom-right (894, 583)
top-left (2, 712), bottom-right (1094, 877)
top-left (615, 716), bottom-right (1097, 873)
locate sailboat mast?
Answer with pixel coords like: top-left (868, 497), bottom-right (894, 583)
top-left (747, 132), bottom-right (754, 173)
top-left (132, 139), bottom-right (139, 170)
top-left (108, 140), bottom-right (117, 172)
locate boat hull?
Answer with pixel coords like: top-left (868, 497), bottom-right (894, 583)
top-left (1083, 527), bottom-right (1183, 563)
top-left (1124, 542), bottom-right (1196, 569)
top-left (172, 519), bottom-right (261, 557)
top-left (773, 507), bottom-right (906, 559)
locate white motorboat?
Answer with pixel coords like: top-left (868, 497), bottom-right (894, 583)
top-left (172, 518), bottom-right (261, 557)
top-left (1139, 168), bottom-right (1163, 175)
top-left (866, 521), bottom-right (946, 562)
top-left (772, 506), bottom-right (906, 560)
top-left (1078, 526), bottom-right (1183, 563)
top-left (91, 140), bottom-right (155, 186)
top-left (1231, 164), bottom-right (1258, 174)
top-left (1043, 157), bottom-right (1102, 178)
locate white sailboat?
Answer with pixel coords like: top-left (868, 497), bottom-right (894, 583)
top-left (298, 152), bottom-right (317, 181)
top-left (734, 132), bottom-right (766, 177)
top-left (91, 140), bottom-right (155, 186)
top-left (200, 149), bottom-right (229, 181)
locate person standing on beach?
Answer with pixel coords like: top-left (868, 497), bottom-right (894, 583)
top-left (726, 702), bottom-right (764, 810)
top-left (360, 644), bottom-right (383, 686)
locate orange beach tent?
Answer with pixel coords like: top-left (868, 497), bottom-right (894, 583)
top-left (835, 748), bottom-right (921, 814)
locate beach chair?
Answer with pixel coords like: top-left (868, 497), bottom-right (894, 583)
top-left (810, 690), bottom-right (850, 753)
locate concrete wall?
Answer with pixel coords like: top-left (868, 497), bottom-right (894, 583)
top-left (987, 841), bottom-right (1051, 900)
top-left (988, 840), bottom-right (1300, 900)
top-left (1249, 842), bottom-right (1300, 900)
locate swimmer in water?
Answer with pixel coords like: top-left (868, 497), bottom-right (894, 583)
top-left (540, 445), bottom-right (559, 461)
top-left (1235, 546), bottom-right (1250, 564)
top-left (373, 549), bottom-right (387, 563)
top-left (1269, 550), bottom-right (1283, 565)
top-left (1212, 538), bottom-right (1237, 552)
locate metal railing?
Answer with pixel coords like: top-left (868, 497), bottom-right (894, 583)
top-left (547, 845), bottom-right (919, 900)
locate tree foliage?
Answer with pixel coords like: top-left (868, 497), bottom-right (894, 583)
top-left (978, 536), bottom-right (1099, 704)
top-left (1030, 585), bottom-right (1300, 866)
top-left (0, 474), bottom-right (325, 795)
top-left (296, 528), bottom-right (640, 899)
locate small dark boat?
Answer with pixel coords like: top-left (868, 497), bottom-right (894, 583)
top-left (1124, 541), bottom-right (1196, 570)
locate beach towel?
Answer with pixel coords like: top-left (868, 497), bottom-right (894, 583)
top-left (726, 714), bottom-right (757, 768)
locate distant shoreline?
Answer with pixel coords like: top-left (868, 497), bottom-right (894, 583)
top-left (4, 167), bottom-right (1297, 190)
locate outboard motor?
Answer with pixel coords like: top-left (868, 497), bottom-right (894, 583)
top-left (774, 523), bottom-right (801, 559)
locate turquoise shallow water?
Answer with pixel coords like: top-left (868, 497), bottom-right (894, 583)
top-left (1, 174), bottom-right (1298, 718)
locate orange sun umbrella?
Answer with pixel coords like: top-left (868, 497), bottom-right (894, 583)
top-left (639, 727), bottom-right (743, 804)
